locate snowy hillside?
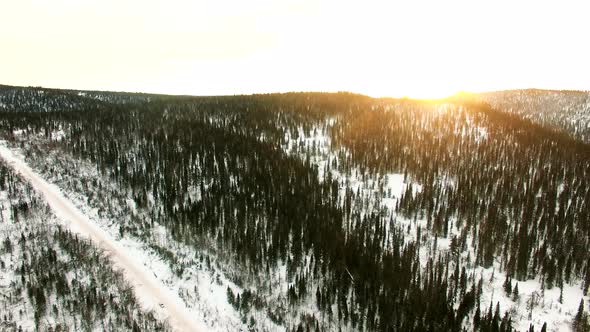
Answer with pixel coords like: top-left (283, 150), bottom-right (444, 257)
top-left (481, 89), bottom-right (590, 143)
top-left (0, 85), bottom-right (152, 113)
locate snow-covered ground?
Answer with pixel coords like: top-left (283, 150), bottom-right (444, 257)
top-left (279, 117), bottom-right (588, 332)
top-left (0, 142), bottom-right (206, 332)
top-left (3, 114), bottom-right (588, 331)
top-left (1, 135), bottom-right (274, 331)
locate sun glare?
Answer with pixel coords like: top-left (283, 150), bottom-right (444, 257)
top-left (0, 0), bottom-right (589, 96)
top-left (358, 76), bottom-right (463, 100)
top-left (384, 87), bottom-right (460, 100)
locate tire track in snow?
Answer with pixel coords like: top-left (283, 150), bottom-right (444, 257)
top-left (0, 143), bottom-right (204, 332)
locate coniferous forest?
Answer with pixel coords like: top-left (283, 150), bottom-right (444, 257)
top-left (0, 159), bottom-right (169, 331)
top-left (0, 85), bottom-right (589, 331)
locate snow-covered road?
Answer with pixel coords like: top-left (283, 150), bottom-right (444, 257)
top-left (0, 143), bottom-right (204, 332)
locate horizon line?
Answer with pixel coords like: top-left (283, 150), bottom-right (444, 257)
top-left (1, 83), bottom-right (589, 101)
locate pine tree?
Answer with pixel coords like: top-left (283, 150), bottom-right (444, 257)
top-left (503, 275), bottom-right (512, 296)
top-left (474, 306), bottom-right (481, 330)
top-left (513, 283), bottom-right (519, 301)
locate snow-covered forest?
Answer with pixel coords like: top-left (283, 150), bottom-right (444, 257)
top-left (0, 85), bottom-right (589, 331)
top-left (482, 89), bottom-right (590, 143)
top-left (0, 158), bottom-right (169, 331)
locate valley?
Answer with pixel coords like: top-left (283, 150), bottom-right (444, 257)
top-left (0, 86), bottom-right (589, 331)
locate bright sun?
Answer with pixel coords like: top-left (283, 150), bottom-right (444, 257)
top-left (357, 76), bottom-right (462, 100)
top-left (385, 86), bottom-right (460, 100)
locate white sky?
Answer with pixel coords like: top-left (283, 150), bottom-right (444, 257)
top-left (1, 0), bottom-right (589, 98)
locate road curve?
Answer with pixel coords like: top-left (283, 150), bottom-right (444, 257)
top-left (0, 143), bottom-right (204, 332)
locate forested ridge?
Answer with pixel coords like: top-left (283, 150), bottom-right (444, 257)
top-left (0, 85), bottom-right (589, 331)
top-left (482, 89), bottom-right (590, 143)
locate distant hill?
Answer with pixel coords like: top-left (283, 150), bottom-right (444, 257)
top-left (481, 89), bottom-right (590, 143)
top-left (0, 84), bottom-right (159, 113)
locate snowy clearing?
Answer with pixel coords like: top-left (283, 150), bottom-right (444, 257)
top-left (0, 143), bottom-right (206, 332)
